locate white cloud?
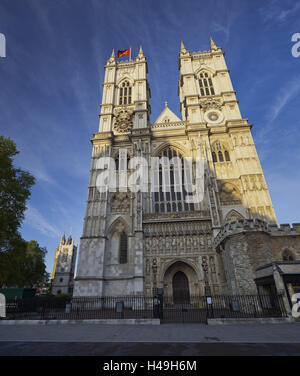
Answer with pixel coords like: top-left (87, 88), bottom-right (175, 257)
top-left (259, 1), bottom-right (300, 24)
top-left (256, 76), bottom-right (300, 144)
top-left (24, 205), bottom-right (60, 238)
top-left (212, 22), bottom-right (231, 43)
top-left (268, 78), bottom-right (300, 123)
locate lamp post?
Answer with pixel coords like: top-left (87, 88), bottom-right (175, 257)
top-left (152, 258), bottom-right (157, 293)
top-left (201, 256), bottom-right (211, 295)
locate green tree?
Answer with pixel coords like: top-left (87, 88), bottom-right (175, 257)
top-left (0, 136), bottom-right (49, 288)
top-left (1, 240), bottom-right (49, 287)
top-left (0, 136), bottom-right (35, 251)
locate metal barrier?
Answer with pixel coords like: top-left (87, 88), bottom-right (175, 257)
top-left (2, 294), bottom-right (286, 323)
top-left (161, 294), bottom-right (287, 323)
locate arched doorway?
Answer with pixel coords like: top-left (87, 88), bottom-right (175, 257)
top-left (162, 261), bottom-right (199, 301)
top-left (173, 271), bottom-right (190, 304)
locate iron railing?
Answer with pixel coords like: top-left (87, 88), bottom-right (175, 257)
top-left (4, 296), bottom-right (155, 320)
top-left (161, 294), bottom-right (287, 322)
top-left (2, 294), bottom-right (287, 322)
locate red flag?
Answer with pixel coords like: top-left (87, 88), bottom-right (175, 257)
top-left (117, 48), bottom-right (131, 58)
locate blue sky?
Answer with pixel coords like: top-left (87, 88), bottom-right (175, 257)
top-left (0, 0), bottom-right (300, 274)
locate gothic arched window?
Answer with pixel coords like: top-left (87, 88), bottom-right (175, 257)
top-left (199, 72), bottom-right (215, 96)
top-left (282, 249), bottom-right (295, 262)
top-left (225, 150), bottom-right (230, 162)
top-left (119, 231), bottom-right (128, 264)
top-left (218, 151), bottom-right (224, 162)
top-left (153, 148), bottom-right (195, 214)
top-left (115, 156), bottom-right (130, 170)
top-left (119, 81), bottom-right (132, 105)
top-left (211, 141), bottom-right (231, 163)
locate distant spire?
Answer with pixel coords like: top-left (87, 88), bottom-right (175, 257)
top-left (164, 101), bottom-right (168, 108)
top-left (138, 45), bottom-right (144, 56)
top-left (61, 233), bottom-right (66, 245)
top-left (136, 45), bottom-right (145, 61)
top-left (180, 40), bottom-right (189, 56)
top-left (107, 48), bottom-right (116, 64)
top-left (210, 36), bottom-right (219, 51)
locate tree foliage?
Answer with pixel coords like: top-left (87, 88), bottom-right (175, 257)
top-left (0, 136), bottom-right (35, 251)
top-left (0, 136), bottom-right (49, 287)
top-left (0, 239), bottom-right (49, 287)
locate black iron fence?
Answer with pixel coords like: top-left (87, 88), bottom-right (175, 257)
top-left (2, 294), bottom-right (287, 323)
top-left (161, 294), bottom-right (287, 323)
top-left (4, 296), bottom-right (155, 320)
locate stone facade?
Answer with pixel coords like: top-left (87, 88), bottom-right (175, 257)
top-left (73, 39), bottom-right (300, 303)
top-left (214, 220), bottom-right (300, 312)
top-left (51, 234), bottom-right (77, 295)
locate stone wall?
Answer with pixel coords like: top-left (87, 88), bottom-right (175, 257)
top-left (269, 223), bottom-right (300, 261)
top-left (214, 219), bottom-right (300, 294)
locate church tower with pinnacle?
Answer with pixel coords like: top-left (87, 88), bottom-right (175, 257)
top-left (51, 234), bottom-right (77, 295)
top-left (178, 38), bottom-right (277, 229)
top-left (74, 46), bottom-right (151, 297)
top-left (73, 40), bottom-right (283, 299)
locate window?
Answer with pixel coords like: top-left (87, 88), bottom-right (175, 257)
top-left (225, 150), bottom-right (230, 162)
top-left (115, 156), bottom-right (130, 171)
top-left (153, 148), bottom-right (195, 213)
top-left (199, 72), bottom-right (215, 96)
top-left (218, 151), bottom-right (224, 162)
top-left (211, 141), bottom-right (230, 163)
top-left (59, 278), bottom-right (63, 283)
top-left (119, 81), bottom-right (132, 105)
top-left (119, 231), bottom-right (128, 264)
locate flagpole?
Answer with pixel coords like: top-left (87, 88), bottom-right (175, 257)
top-left (130, 47), bottom-right (131, 61)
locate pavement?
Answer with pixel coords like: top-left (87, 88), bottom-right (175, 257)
top-left (0, 323), bottom-right (300, 356)
top-left (1, 322), bottom-right (300, 342)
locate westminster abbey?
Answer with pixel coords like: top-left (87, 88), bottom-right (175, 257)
top-left (73, 39), bottom-right (300, 310)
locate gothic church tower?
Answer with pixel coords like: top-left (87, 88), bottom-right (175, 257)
top-left (178, 38), bottom-right (277, 229)
top-left (74, 40), bottom-right (277, 298)
top-left (74, 46), bottom-right (150, 297)
top-left (51, 234), bottom-right (77, 295)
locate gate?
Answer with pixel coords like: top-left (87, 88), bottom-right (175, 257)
top-left (160, 295), bottom-right (208, 323)
top-left (158, 294), bottom-right (287, 324)
top-left (4, 294), bottom-right (286, 323)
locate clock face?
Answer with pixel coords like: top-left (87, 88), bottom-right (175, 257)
top-left (119, 121), bottom-right (129, 130)
top-left (204, 109), bottom-right (223, 124)
top-left (208, 112), bottom-right (219, 121)
top-left (114, 109), bottom-right (132, 133)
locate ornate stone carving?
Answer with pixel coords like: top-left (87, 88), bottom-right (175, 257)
top-left (224, 210), bottom-right (244, 224)
top-left (219, 182), bottom-right (242, 205)
top-left (200, 99), bottom-right (222, 112)
top-left (113, 108), bottom-right (133, 134)
top-left (110, 192), bottom-right (131, 212)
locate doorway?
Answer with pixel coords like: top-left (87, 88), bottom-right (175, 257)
top-left (172, 271), bottom-right (190, 304)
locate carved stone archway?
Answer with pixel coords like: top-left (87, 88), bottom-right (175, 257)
top-left (163, 261), bottom-right (200, 301)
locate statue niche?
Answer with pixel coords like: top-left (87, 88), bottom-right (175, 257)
top-left (219, 182), bottom-right (242, 206)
